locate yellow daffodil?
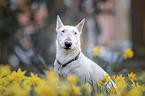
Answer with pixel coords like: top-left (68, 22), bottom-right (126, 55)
top-left (0, 85), bottom-right (7, 95)
top-left (1, 65), bottom-right (145, 96)
top-left (46, 70), bottom-right (58, 84)
top-left (116, 74), bottom-right (125, 83)
top-left (124, 48), bottom-right (134, 60)
top-left (92, 46), bottom-right (101, 56)
top-left (35, 81), bottom-right (58, 96)
top-left (5, 74), bottom-right (13, 83)
top-left (58, 82), bottom-right (71, 96)
top-left (100, 74), bottom-right (111, 84)
top-left (7, 68), bottom-right (26, 82)
top-left (6, 82), bottom-right (28, 96)
top-left (0, 78), bottom-right (7, 86)
top-left (96, 82), bottom-right (104, 90)
top-left (0, 65), bottom-right (11, 78)
top-left (116, 81), bottom-right (127, 95)
top-left (128, 72), bottom-right (137, 82)
top-left (22, 78), bottom-right (32, 91)
top-left (67, 74), bottom-right (78, 84)
top-left (125, 85), bottom-right (143, 96)
top-left (70, 85), bottom-right (82, 95)
top-left (111, 75), bottom-right (116, 81)
top-left (30, 73), bottom-right (41, 86)
top-left (97, 82), bottom-right (102, 88)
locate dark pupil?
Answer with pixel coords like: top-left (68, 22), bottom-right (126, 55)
top-left (62, 30), bottom-right (64, 33)
top-left (75, 32), bottom-right (77, 34)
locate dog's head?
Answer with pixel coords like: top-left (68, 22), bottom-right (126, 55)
top-left (56, 15), bottom-right (85, 50)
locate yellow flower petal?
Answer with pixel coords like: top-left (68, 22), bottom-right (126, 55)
top-left (67, 75), bottom-right (78, 84)
top-left (92, 46), bottom-right (101, 56)
top-left (124, 48), bottom-right (134, 60)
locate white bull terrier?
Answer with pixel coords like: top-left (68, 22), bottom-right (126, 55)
top-left (54, 15), bottom-right (116, 88)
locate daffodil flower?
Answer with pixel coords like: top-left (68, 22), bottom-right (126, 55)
top-left (100, 74), bottom-right (111, 84)
top-left (0, 65), bottom-right (11, 78)
top-left (124, 48), bottom-right (134, 60)
top-left (128, 72), bottom-right (137, 82)
top-left (92, 46), bottom-right (101, 56)
top-left (111, 75), bottom-right (116, 81)
top-left (96, 82), bottom-right (104, 90)
top-left (115, 74), bottom-right (125, 83)
top-left (30, 73), bottom-right (41, 86)
top-left (67, 75), bottom-right (78, 84)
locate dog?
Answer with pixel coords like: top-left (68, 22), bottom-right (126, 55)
top-left (54, 15), bottom-right (116, 88)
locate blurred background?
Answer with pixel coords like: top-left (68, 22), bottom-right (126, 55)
top-left (0, 0), bottom-right (145, 74)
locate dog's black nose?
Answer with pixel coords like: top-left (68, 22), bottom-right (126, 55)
top-left (65, 41), bottom-right (72, 48)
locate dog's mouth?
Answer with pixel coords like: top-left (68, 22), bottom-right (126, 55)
top-left (63, 46), bottom-right (72, 50)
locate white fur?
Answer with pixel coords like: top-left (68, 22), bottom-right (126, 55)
top-left (54, 15), bottom-right (116, 87)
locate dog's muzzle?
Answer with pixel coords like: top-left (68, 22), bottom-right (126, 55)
top-left (64, 41), bottom-right (72, 50)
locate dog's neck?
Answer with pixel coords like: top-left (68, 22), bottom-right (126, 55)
top-left (56, 41), bottom-right (81, 64)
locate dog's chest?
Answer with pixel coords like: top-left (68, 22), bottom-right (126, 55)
top-left (56, 60), bottom-right (80, 79)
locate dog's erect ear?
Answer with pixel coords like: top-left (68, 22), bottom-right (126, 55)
top-left (56, 15), bottom-right (64, 31)
top-left (76, 19), bottom-right (85, 34)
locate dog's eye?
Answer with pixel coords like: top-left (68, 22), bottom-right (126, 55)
top-left (74, 32), bottom-right (77, 35)
top-left (62, 30), bottom-right (64, 33)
